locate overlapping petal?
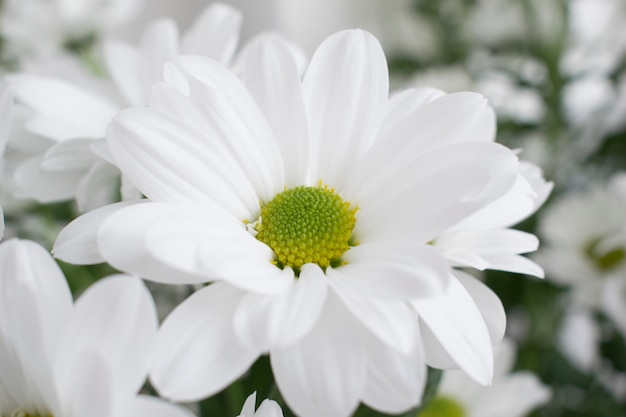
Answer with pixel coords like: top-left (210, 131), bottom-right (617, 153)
top-left (233, 264), bottom-right (328, 351)
top-left (151, 283), bottom-right (259, 401)
top-left (413, 276), bottom-right (494, 385)
top-left (271, 293), bottom-right (366, 417)
top-left (302, 29), bottom-right (388, 188)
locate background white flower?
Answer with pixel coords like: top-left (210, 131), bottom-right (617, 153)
top-left (0, 238), bottom-right (192, 417)
top-left (417, 338), bottom-right (551, 417)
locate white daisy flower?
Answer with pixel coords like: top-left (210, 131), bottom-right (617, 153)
top-left (0, 238), bottom-right (192, 417)
top-left (417, 338), bottom-right (551, 417)
top-left (535, 173), bottom-right (626, 336)
top-left (54, 30), bottom-right (541, 417)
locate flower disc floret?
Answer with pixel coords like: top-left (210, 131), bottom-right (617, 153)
top-left (254, 185), bottom-right (357, 273)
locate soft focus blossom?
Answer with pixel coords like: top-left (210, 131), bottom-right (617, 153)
top-left (418, 338), bottom-right (551, 417)
top-left (0, 0), bottom-right (145, 61)
top-left (54, 29), bottom-right (547, 417)
top-left (536, 173), bottom-right (626, 335)
top-left (0, 238), bottom-right (192, 417)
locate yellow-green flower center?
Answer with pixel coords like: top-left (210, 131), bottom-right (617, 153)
top-left (416, 396), bottom-right (466, 417)
top-left (254, 185), bottom-right (357, 274)
top-left (585, 237), bottom-right (625, 271)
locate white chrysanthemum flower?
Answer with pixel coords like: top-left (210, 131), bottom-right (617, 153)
top-left (535, 173), bottom-right (626, 334)
top-left (54, 30), bottom-right (543, 417)
top-left (417, 338), bottom-right (551, 417)
top-left (5, 3), bottom-right (244, 211)
top-left (0, 238), bottom-right (192, 417)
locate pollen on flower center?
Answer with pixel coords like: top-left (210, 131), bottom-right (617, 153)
top-left (254, 185), bottom-right (357, 274)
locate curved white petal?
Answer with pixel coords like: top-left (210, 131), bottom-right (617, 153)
top-left (331, 242), bottom-right (450, 300)
top-left (380, 88), bottom-right (445, 136)
top-left (244, 37), bottom-right (311, 187)
top-left (355, 142), bottom-right (518, 243)
top-left (53, 201), bottom-right (141, 264)
top-left (328, 278), bottom-right (418, 355)
top-left (349, 92), bottom-right (496, 199)
top-left (14, 155), bottom-right (83, 203)
top-left (435, 229), bottom-right (544, 276)
top-left (103, 41), bottom-right (144, 106)
top-left (449, 161), bottom-right (553, 231)
top-left (233, 264), bottom-right (327, 351)
top-left (253, 399), bottom-right (284, 417)
top-left (470, 372), bottom-right (551, 417)
top-left (138, 19), bottom-right (179, 97)
top-left (181, 3), bottom-right (241, 63)
top-left (0, 239), bottom-right (73, 414)
top-left (413, 276), bottom-right (493, 385)
top-left (55, 275), bottom-right (157, 399)
top-left (151, 283), bottom-right (259, 402)
top-left (454, 270), bottom-right (506, 343)
top-left (108, 107), bottom-right (260, 219)
top-left (302, 29), bottom-right (388, 188)
top-left (167, 55), bottom-right (284, 203)
top-left (98, 201), bottom-right (293, 292)
top-left (122, 395), bottom-right (196, 417)
top-left (58, 350), bottom-right (113, 417)
top-left (41, 138), bottom-right (97, 171)
top-left (9, 74), bottom-right (118, 140)
top-left (361, 328), bottom-right (426, 414)
top-left (76, 160), bottom-right (120, 212)
top-left (270, 293), bottom-right (366, 417)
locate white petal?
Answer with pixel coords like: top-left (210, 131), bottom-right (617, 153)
top-left (53, 201), bottom-right (141, 264)
top-left (361, 328), bottom-right (426, 414)
top-left (98, 201), bottom-right (293, 292)
top-left (0, 239), bottom-right (73, 413)
top-left (122, 395), bottom-right (196, 417)
top-left (331, 242), bottom-right (450, 300)
top-left (40, 138), bottom-right (96, 171)
top-left (60, 350), bottom-right (112, 417)
top-left (244, 37), bottom-right (311, 187)
top-left (253, 399), bottom-right (284, 417)
top-left (380, 88), bottom-right (445, 136)
top-left (9, 74), bottom-right (118, 140)
top-left (233, 264), bottom-right (327, 351)
top-left (454, 270), bottom-right (506, 343)
top-left (168, 55), bottom-right (284, 203)
top-left (181, 3), bottom-right (241, 63)
top-left (138, 19), bottom-right (179, 96)
top-left (302, 29), bottom-right (388, 188)
top-left (270, 293), bottom-right (366, 417)
top-left (108, 107), bottom-right (260, 219)
top-left (76, 160), bottom-right (120, 212)
top-left (354, 142), bottom-right (518, 243)
top-left (151, 283), bottom-right (259, 402)
top-left (349, 92), bottom-right (496, 200)
top-left (55, 275), bottom-right (157, 398)
top-left (14, 155), bottom-right (83, 203)
top-left (450, 161), bottom-right (553, 232)
top-left (470, 373), bottom-right (551, 417)
top-left (328, 279), bottom-right (418, 355)
top-left (413, 276), bottom-right (493, 385)
top-left (238, 392), bottom-right (257, 417)
top-left (103, 41), bottom-right (144, 106)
